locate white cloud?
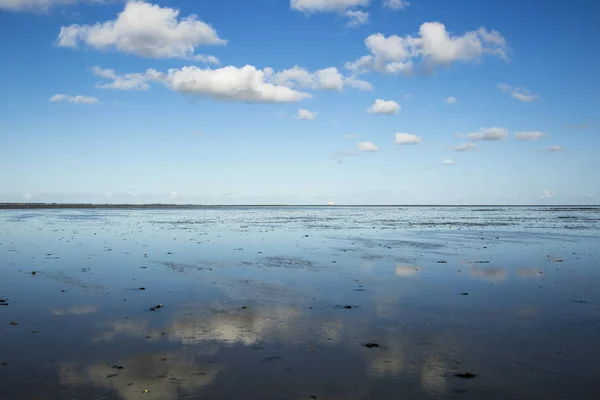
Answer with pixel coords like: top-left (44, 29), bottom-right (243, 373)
top-left (497, 83), bottom-right (538, 102)
top-left (345, 10), bottom-right (369, 27)
top-left (291, 0), bottom-right (370, 13)
top-left (273, 66), bottom-right (363, 92)
top-left (157, 65), bottom-right (311, 103)
top-left (56, 1), bottom-right (226, 59)
top-left (467, 127), bottom-right (507, 141)
top-left (515, 131), bottom-right (546, 141)
top-left (541, 190), bottom-right (556, 199)
top-left (346, 22), bottom-right (507, 75)
top-left (92, 63), bottom-right (368, 102)
top-left (315, 67), bottom-right (345, 90)
top-left (444, 96), bottom-right (457, 104)
top-left (366, 99), bottom-right (400, 114)
top-left (90, 66), bottom-right (116, 79)
top-left (441, 158), bottom-right (455, 165)
top-left (383, 0), bottom-right (410, 10)
top-left (539, 145), bottom-right (562, 153)
top-left (192, 54), bottom-right (220, 64)
top-left (357, 141), bottom-right (379, 152)
top-left (344, 55), bottom-right (374, 74)
top-left (453, 143), bottom-right (477, 152)
top-left (92, 66), bottom-right (150, 90)
top-left (49, 94), bottom-right (99, 104)
top-left (394, 133), bottom-right (420, 145)
top-left (344, 134), bottom-right (359, 138)
top-left (0, 0), bottom-right (109, 12)
top-left (296, 108), bottom-right (318, 120)
top-left (419, 23), bottom-right (508, 64)
top-left (344, 77), bottom-right (373, 91)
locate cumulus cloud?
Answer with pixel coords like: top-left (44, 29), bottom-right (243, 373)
top-left (56, 1), bottom-right (225, 59)
top-left (394, 133), bottom-right (420, 145)
top-left (0, 0), bottom-right (109, 12)
top-left (497, 83), bottom-right (538, 102)
top-left (453, 143), bottom-right (477, 152)
top-left (291, 0), bottom-right (369, 12)
top-left (91, 63), bottom-right (370, 102)
top-left (49, 94), bottom-right (99, 104)
top-left (441, 158), bottom-right (455, 165)
top-left (346, 22), bottom-right (507, 75)
top-left (541, 190), bottom-right (556, 199)
top-left (345, 10), bottom-right (369, 27)
top-left (295, 108), bottom-right (318, 120)
top-left (444, 96), bottom-right (457, 104)
top-left (515, 131), bottom-right (546, 141)
top-left (467, 127), bottom-right (507, 141)
top-left (273, 66), bottom-right (369, 91)
top-left (366, 99), bottom-right (400, 114)
top-left (357, 141), bottom-right (379, 152)
top-left (383, 0), bottom-right (410, 10)
top-left (538, 145), bottom-right (562, 153)
top-left (156, 65), bottom-right (311, 103)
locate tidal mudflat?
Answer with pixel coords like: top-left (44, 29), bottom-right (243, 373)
top-left (1, 206), bottom-right (599, 400)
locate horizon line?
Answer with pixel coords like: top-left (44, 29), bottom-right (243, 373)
top-left (1, 203), bottom-right (598, 209)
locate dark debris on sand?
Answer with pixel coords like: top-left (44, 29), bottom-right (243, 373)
top-left (454, 372), bottom-right (477, 379)
top-left (364, 343), bottom-right (379, 348)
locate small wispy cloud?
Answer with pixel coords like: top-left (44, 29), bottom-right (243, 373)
top-left (92, 66), bottom-right (150, 91)
top-left (497, 83), bottom-right (539, 102)
top-left (383, 0), bottom-right (410, 10)
top-left (538, 145), bottom-right (562, 152)
top-left (49, 94), bottom-right (99, 104)
top-left (453, 143), bottom-right (477, 152)
top-left (295, 108), bottom-right (318, 120)
top-left (345, 10), bottom-right (369, 27)
top-left (394, 133), bottom-right (420, 145)
top-left (515, 131), bottom-right (546, 141)
top-left (344, 134), bottom-right (359, 139)
top-left (357, 141), bottom-right (379, 152)
top-left (444, 96), bottom-right (458, 104)
top-left (441, 158), bottom-right (456, 165)
top-left (467, 127), bottom-right (507, 141)
top-left (541, 190), bottom-right (556, 199)
top-left (366, 99), bottom-right (400, 115)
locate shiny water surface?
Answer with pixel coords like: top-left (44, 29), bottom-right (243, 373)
top-left (1, 206), bottom-right (599, 400)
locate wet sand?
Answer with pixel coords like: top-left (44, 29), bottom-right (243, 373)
top-left (1, 206), bottom-right (599, 399)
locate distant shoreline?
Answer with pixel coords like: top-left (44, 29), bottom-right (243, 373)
top-left (0, 203), bottom-right (597, 210)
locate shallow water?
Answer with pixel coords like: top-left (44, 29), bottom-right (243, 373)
top-left (1, 206), bottom-right (599, 400)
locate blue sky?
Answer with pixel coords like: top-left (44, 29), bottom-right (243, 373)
top-left (0, 0), bottom-right (599, 205)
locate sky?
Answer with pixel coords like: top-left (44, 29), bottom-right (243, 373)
top-left (0, 0), bottom-right (599, 205)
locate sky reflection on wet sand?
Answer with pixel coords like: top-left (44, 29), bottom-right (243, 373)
top-left (1, 206), bottom-right (600, 399)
